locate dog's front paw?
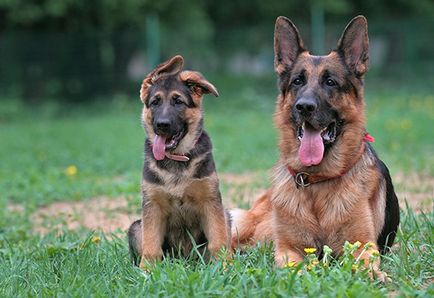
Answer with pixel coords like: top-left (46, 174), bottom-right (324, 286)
top-left (139, 253), bottom-right (162, 272)
top-left (139, 259), bottom-right (153, 273)
top-left (274, 251), bottom-right (303, 268)
top-left (370, 269), bottom-right (390, 283)
top-left (209, 244), bottom-right (232, 260)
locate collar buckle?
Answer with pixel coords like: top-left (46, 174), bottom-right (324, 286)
top-left (295, 172), bottom-right (311, 188)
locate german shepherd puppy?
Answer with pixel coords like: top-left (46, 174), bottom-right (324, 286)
top-left (128, 55), bottom-right (230, 267)
top-left (231, 16), bottom-right (399, 280)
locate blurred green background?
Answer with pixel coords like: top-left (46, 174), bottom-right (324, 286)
top-left (0, 0), bottom-right (433, 206)
top-left (0, 0), bottom-right (433, 101)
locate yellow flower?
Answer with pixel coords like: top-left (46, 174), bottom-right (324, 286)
top-left (91, 235), bottom-right (101, 244)
top-left (352, 264), bottom-right (359, 271)
top-left (283, 261), bottom-right (297, 268)
top-left (371, 249), bottom-right (380, 257)
top-left (311, 260), bottom-right (319, 266)
top-left (65, 165), bottom-right (78, 176)
top-left (353, 241), bottom-right (362, 248)
top-left (366, 242), bottom-right (375, 248)
top-left (304, 248), bottom-right (317, 254)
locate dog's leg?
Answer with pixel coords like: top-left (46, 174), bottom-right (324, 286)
top-left (274, 247), bottom-right (304, 268)
top-left (139, 193), bottom-right (168, 268)
top-left (202, 201), bottom-right (230, 258)
top-left (127, 219), bottom-right (143, 266)
top-left (353, 241), bottom-right (388, 282)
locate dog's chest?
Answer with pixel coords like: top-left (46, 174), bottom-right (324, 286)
top-left (151, 158), bottom-right (203, 198)
top-left (157, 172), bottom-right (193, 198)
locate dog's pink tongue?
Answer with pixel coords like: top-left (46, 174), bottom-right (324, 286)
top-left (298, 126), bottom-right (324, 166)
top-left (153, 135), bottom-right (167, 160)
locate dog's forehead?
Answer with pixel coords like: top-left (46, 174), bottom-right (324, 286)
top-left (150, 75), bottom-right (186, 96)
top-left (293, 52), bottom-right (347, 76)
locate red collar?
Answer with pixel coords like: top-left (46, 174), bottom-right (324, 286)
top-left (149, 144), bottom-right (190, 162)
top-left (164, 152), bottom-right (190, 162)
top-left (287, 133), bottom-right (374, 188)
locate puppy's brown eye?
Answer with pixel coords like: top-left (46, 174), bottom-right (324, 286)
top-left (326, 78), bottom-right (336, 87)
top-left (292, 77), bottom-right (303, 86)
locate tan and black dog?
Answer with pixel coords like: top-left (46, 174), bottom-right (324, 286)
top-left (128, 55), bottom-right (230, 267)
top-left (231, 16), bottom-right (399, 280)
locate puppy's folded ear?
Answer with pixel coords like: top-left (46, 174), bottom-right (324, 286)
top-left (140, 55), bottom-right (184, 102)
top-left (337, 16), bottom-right (369, 77)
top-left (179, 71), bottom-right (219, 97)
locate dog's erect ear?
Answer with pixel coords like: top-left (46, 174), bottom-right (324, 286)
top-left (140, 55), bottom-right (184, 102)
top-left (337, 16), bottom-right (369, 77)
top-left (179, 71), bottom-right (219, 98)
top-left (274, 16), bottom-right (306, 75)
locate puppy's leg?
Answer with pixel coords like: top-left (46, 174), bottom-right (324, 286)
top-left (202, 201), bottom-right (230, 258)
top-left (127, 219), bottom-right (143, 266)
top-left (139, 192), bottom-right (168, 268)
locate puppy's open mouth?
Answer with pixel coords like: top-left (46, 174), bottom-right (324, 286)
top-left (152, 130), bottom-right (185, 160)
top-left (296, 121), bottom-right (337, 167)
top-left (165, 130), bottom-right (184, 150)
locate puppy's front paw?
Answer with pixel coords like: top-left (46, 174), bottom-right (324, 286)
top-left (139, 253), bottom-right (162, 272)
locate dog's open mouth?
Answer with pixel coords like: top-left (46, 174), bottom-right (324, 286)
top-left (297, 121), bottom-right (337, 167)
top-left (297, 121), bottom-right (337, 144)
top-left (152, 130), bottom-right (185, 160)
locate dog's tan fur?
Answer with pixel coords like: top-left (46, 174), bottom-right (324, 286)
top-left (231, 16), bottom-right (399, 281)
top-left (128, 56), bottom-right (230, 267)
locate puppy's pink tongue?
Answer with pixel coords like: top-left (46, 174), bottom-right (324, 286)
top-left (298, 126), bottom-right (324, 166)
top-left (153, 135), bottom-right (166, 160)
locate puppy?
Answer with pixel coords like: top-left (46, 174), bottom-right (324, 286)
top-left (128, 55), bottom-right (230, 267)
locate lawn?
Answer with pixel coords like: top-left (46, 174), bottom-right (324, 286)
top-left (0, 75), bottom-right (433, 297)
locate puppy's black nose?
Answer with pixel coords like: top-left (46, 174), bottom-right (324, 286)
top-left (295, 98), bottom-right (317, 116)
top-left (155, 119), bottom-right (171, 133)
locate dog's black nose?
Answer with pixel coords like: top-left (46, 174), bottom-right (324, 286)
top-left (295, 98), bottom-right (317, 116)
top-left (155, 119), bottom-right (171, 133)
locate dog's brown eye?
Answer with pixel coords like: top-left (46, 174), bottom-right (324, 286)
top-left (326, 78), bottom-right (336, 87)
top-left (172, 95), bottom-right (183, 105)
top-left (151, 96), bottom-right (161, 106)
top-left (292, 77), bottom-right (303, 86)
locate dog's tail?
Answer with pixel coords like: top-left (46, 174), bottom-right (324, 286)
top-left (229, 190), bottom-right (273, 248)
top-left (229, 208), bottom-right (249, 238)
top-left (127, 219), bottom-right (142, 266)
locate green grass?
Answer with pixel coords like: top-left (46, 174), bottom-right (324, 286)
top-left (0, 208), bottom-right (432, 297)
top-left (0, 75), bottom-right (433, 297)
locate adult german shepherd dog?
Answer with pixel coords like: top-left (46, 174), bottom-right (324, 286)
top-left (128, 55), bottom-right (230, 267)
top-left (231, 16), bottom-right (399, 280)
